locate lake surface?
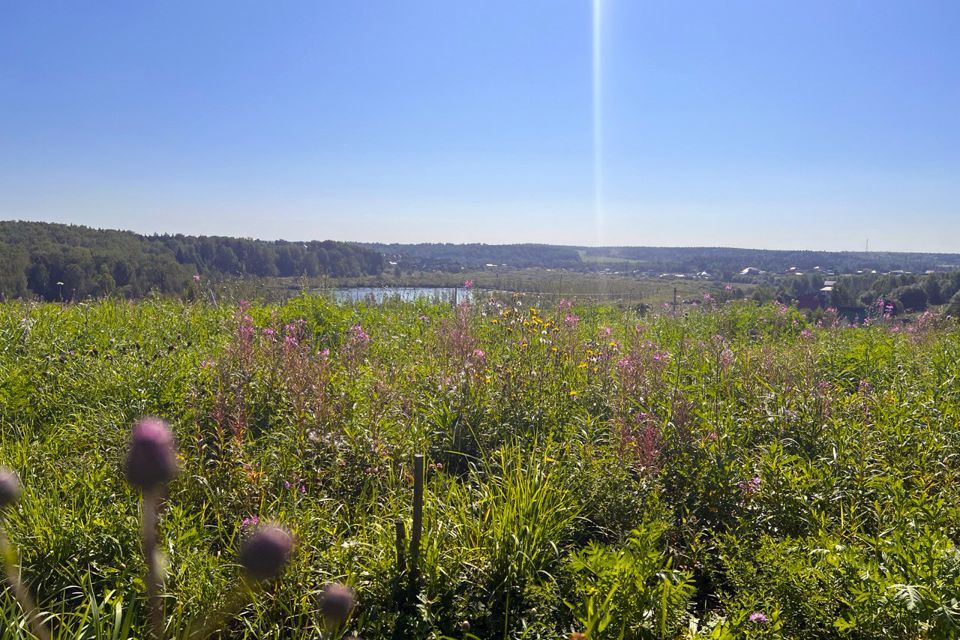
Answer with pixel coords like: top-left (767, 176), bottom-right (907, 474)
top-left (329, 287), bottom-right (475, 304)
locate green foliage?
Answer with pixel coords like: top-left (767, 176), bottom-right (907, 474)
top-left (0, 221), bottom-right (385, 300)
top-left (567, 522), bottom-right (695, 639)
top-left (0, 296), bottom-right (959, 638)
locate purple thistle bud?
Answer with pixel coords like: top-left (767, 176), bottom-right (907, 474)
top-left (320, 582), bottom-right (355, 625)
top-left (124, 418), bottom-right (177, 490)
top-left (240, 525), bottom-right (293, 581)
top-left (750, 611), bottom-right (768, 623)
top-left (0, 469), bottom-right (21, 510)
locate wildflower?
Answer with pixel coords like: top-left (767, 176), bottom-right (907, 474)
top-left (463, 279), bottom-right (473, 289)
top-left (739, 476), bottom-right (761, 495)
top-left (193, 274), bottom-right (201, 283)
top-left (720, 348), bottom-right (734, 369)
top-left (750, 612), bottom-right (768, 624)
top-left (469, 348), bottom-right (486, 367)
top-left (564, 314), bottom-right (579, 327)
top-left (707, 431), bottom-right (718, 441)
top-left (320, 582), bottom-right (355, 625)
top-left (241, 515), bottom-right (260, 529)
top-left (348, 324), bottom-right (370, 348)
top-left (239, 525), bottom-right (294, 581)
top-left (124, 418), bottom-right (177, 491)
top-left (0, 469), bottom-right (21, 510)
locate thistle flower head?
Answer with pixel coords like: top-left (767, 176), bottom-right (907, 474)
top-left (239, 525), bottom-right (294, 581)
top-left (124, 418), bottom-right (177, 490)
top-left (320, 582), bottom-right (355, 625)
top-left (0, 469), bottom-right (21, 510)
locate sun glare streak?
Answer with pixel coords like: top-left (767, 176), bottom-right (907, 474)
top-left (592, 0), bottom-right (604, 247)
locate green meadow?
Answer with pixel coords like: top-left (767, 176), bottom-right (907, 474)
top-left (0, 295), bottom-right (958, 639)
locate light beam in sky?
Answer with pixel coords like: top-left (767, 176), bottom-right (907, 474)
top-left (592, 0), bottom-right (605, 246)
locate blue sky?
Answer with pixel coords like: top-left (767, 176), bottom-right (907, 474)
top-left (2, 1), bottom-right (958, 251)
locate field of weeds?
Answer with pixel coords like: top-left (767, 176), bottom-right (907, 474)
top-left (0, 295), bottom-right (958, 639)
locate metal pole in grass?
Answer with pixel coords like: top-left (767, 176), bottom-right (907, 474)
top-left (409, 454), bottom-right (424, 580)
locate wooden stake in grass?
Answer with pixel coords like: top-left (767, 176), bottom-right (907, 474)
top-left (409, 454), bottom-right (424, 584)
top-left (125, 418), bottom-right (178, 640)
top-left (394, 518), bottom-right (406, 573)
top-left (0, 469), bottom-right (50, 640)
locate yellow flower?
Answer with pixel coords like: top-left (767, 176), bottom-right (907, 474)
top-left (569, 390), bottom-right (578, 397)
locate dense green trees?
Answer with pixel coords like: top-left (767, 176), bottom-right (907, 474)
top-left (0, 221), bottom-right (385, 301)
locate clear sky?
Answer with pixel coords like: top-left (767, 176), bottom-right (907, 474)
top-left (2, 1), bottom-right (958, 251)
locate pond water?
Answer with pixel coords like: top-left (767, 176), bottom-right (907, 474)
top-left (329, 287), bottom-right (475, 305)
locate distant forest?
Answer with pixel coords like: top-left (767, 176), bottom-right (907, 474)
top-left (0, 221), bottom-right (385, 300)
top-left (3, 221), bottom-right (959, 307)
top-left (371, 243), bottom-right (960, 277)
top-left (370, 243), bottom-right (584, 270)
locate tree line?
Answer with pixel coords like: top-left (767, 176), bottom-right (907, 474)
top-left (0, 221), bottom-right (385, 301)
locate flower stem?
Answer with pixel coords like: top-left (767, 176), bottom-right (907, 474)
top-left (0, 527), bottom-right (50, 640)
top-left (142, 489), bottom-right (165, 640)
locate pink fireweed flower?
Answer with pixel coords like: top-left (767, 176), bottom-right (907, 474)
top-left (318, 348), bottom-right (330, 359)
top-left (800, 329), bottom-right (813, 340)
top-left (348, 324), bottom-right (370, 348)
top-left (463, 279), bottom-right (473, 289)
top-left (599, 326), bottom-right (613, 338)
top-left (564, 314), bottom-right (580, 327)
top-left (740, 476), bottom-right (761, 494)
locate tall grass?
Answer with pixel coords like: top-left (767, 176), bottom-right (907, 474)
top-left (0, 295), bottom-right (958, 638)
